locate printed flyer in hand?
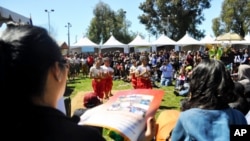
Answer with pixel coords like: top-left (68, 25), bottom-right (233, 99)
top-left (78, 89), bottom-right (164, 141)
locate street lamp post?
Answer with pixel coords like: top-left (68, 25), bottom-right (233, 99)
top-left (99, 15), bottom-right (104, 54)
top-left (65, 22), bottom-right (72, 55)
top-left (44, 9), bottom-right (54, 34)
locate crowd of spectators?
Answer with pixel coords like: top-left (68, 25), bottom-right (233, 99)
top-left (65, 46), bottom-right (249, 89)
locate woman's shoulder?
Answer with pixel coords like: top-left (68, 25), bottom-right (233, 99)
top-left (223, 108), bottom-right (248, 124)
top-left (177, 108), bottom-right (211, 123)
top-left (179, 108), bottom-right (247, 124)
top-left (180, 108), bottom-right (243, 115)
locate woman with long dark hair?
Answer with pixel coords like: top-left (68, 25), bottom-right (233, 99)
top-left (171, 59), bottom-right (247, 141)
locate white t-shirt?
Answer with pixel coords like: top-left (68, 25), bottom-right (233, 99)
top-left (75, 57), bottom-right (80, 64)
top-left (129, 65), bottom-right (137, 73)
top-left (89, 65), bottom-right (104, 77)
top-left (101, 65), bottom-right (114, 74)
top-left (81, 58), bottom-right (87, 64)
top-left (136, 65), bottom-right (150, 77)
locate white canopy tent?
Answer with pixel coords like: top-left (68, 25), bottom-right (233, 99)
top-left (0, 6), bottom-right (31, 27)
top-left (128, 34), bottom-right (152, 47)
top-left (101, 35), bottom-right (128, 53)
top-left (176, 32), bottom-right (201, 46)
top-left (101, 35), bottom-right (128, 49)
top-left (71, 37), bottom-right (99, 49)
top-left (176, 32), bottom-right (201, 51)
top-left (70, 37), bottom-right (99, 54)
top-left (128, 34), bottom-right (152, 52)
top-left (198, 34), bottom-right (220, 45)
top-left (152, 34), bottom-right (177, 46)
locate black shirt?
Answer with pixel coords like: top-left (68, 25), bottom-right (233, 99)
top-left (14, 105), bottom-right (106, 141)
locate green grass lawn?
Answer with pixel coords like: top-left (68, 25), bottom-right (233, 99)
top-left (66, 75), bottom-right (185, 140)
top-left (67, 76), bottom-right (184, 112)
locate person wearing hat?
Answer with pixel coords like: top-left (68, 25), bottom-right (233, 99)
top-left (83, 92), bottom-right (102, 108)
top-left (73, 92), bottom-right (103, 134)
top-left (73, 92), bottom-right (101, 117)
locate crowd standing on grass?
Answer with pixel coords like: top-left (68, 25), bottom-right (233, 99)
top-left (66, 43), bottom-right (250, 105)
top-left (69, 47), bottom-right (248, 80)
top-left (0, 24), bottom-right (156, 141)
top-left (66, 44), bottom-right (250, 97)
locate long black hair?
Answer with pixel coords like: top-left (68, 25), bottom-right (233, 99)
top-left (0, 25), bottom-right (63, 117)
top-left (181, 59), bottom-right (235, 111)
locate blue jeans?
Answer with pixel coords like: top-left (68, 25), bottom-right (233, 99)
top-left (160, 77), bottom-right (172, 86)
top-left (175, 79), bottom-right (184, 90)
top-left (179, 83), bottom-right (190, 96)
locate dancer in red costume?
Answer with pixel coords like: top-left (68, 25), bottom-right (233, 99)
top-left (136, 56), bottom-right (152, 89)
top-left (129, 59), bottom-right (138, 89)
top-left (89, 57), bottom-right (105, 101)
top-left (101, 57), bottom-right (114, 99)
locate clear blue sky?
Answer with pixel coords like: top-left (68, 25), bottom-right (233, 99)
top-left (0, 0), bottom-right (223, 44)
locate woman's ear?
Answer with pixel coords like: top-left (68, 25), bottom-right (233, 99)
top-left (51, 62), bottom-right (62, 82)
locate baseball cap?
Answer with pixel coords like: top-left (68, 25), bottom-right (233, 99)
top-left (83, 92), bottom-right (101, 108)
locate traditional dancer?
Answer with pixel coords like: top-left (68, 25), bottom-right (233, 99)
top-left (101, 57), bottom-right (114, 99)
top-left (136, 56), bottom-right (152, 89)
top-left (89, 57), bottom-right (105, 101)
top-left (129, 59), bottom-right (138, 89)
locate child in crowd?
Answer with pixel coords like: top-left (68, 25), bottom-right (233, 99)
top-left (89, 57), bottom-right (105, 101)
top-left (174, 68), bottom-right (186, 91)
top-left (129, 59), bottom-right (138, 89)
top-left (101, 57), bottom-right (114, 99)
top-left (136, 56), bottom-right (152, 89)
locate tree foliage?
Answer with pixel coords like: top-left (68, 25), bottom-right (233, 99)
top-left (87, 1), bottom-right (135, 44)
top-left (138, 0), bottom-right (212, 41)
top-left (212, 0), bottom-right (250, 37)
